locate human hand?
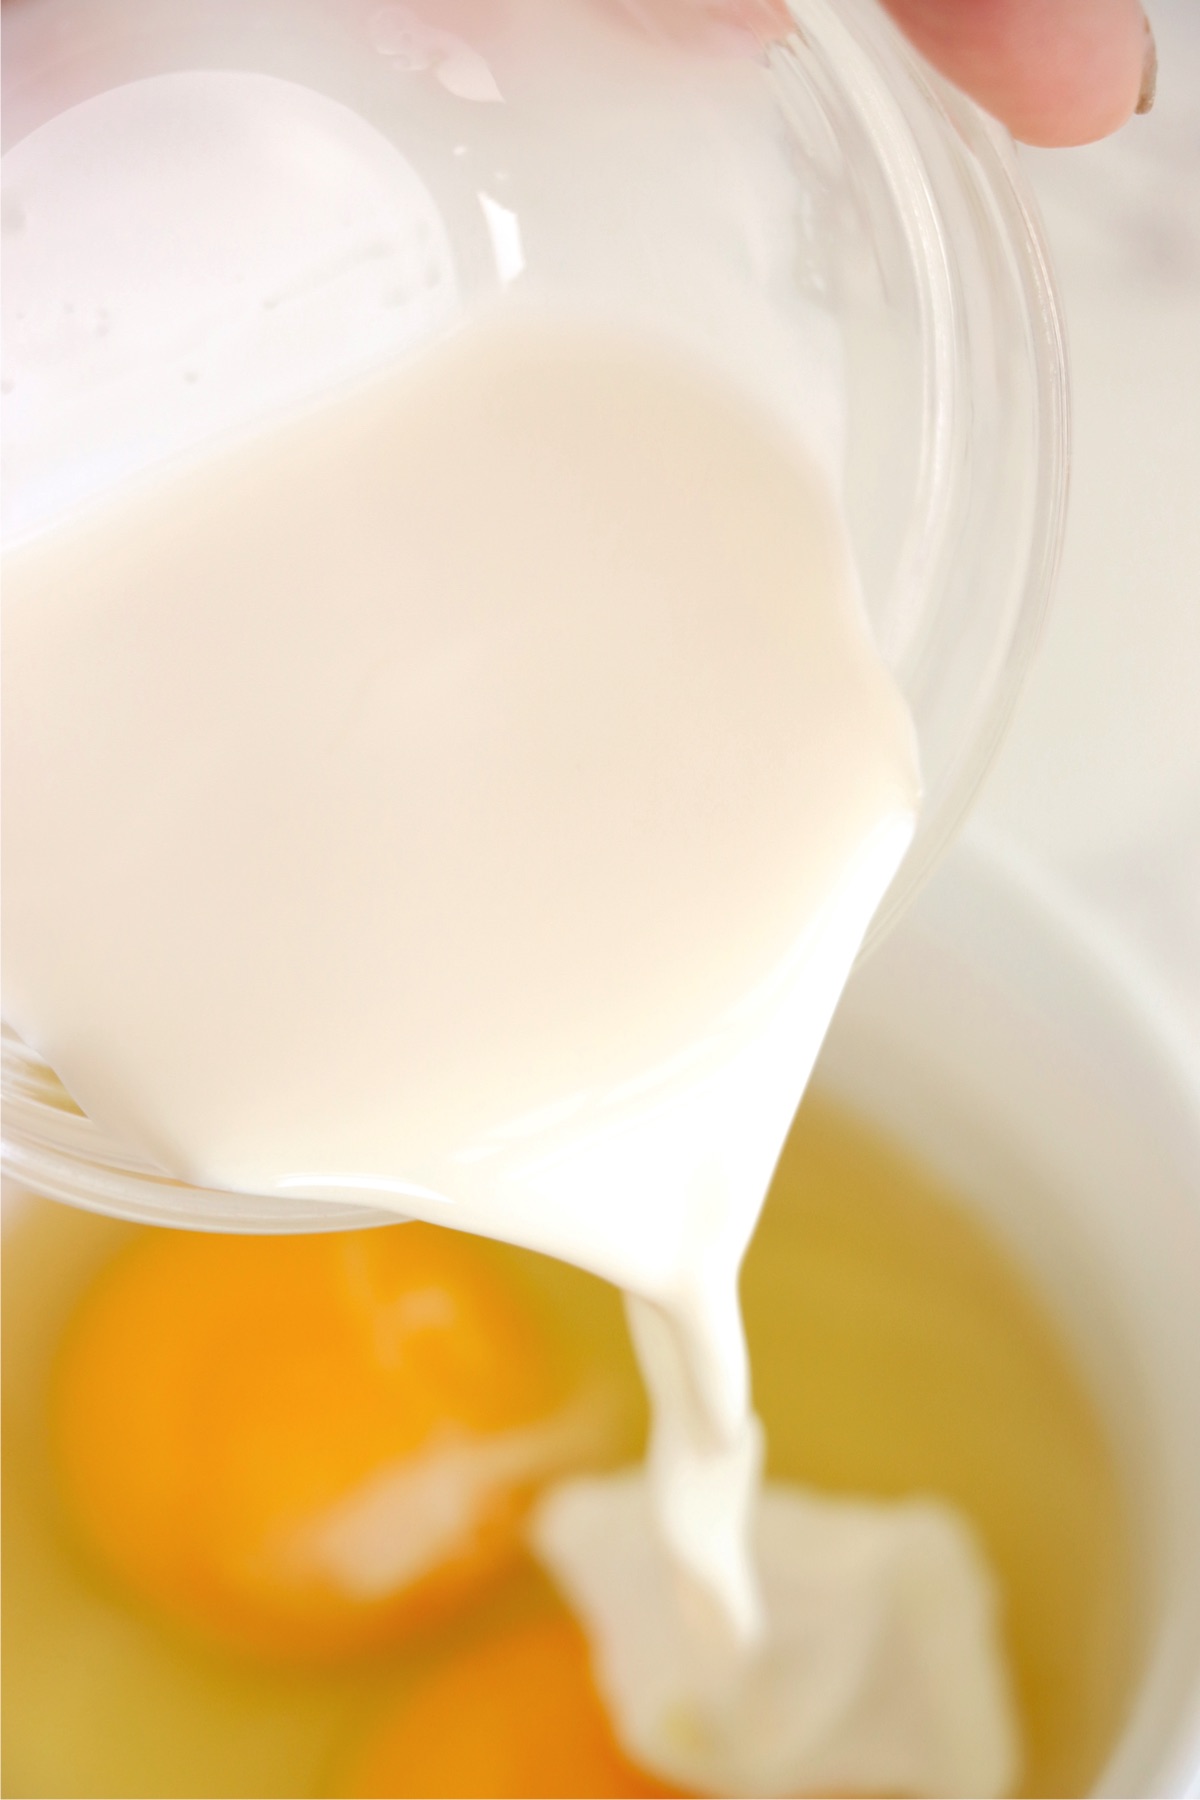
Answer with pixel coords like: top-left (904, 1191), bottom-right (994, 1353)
top-left (634, 0), bottom-right (1156, 146)
top-left (880, 0), bottom-right (1156, 146)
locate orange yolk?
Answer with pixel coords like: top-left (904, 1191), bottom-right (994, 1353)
top-left (53, 1223), bottom-right (571, 1661)
top-left (341, 1613), bottom-right (686, 1798)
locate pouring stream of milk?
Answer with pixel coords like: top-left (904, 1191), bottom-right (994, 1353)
top-left (2, 314), bottom-right (1016, 1793)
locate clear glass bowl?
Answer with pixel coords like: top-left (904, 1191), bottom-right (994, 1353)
top-left (0, 0), bottom-right (1067, 1229)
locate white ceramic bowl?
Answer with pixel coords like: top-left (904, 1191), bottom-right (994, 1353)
top-left (815, 833), bottom-right (1200, 1796)
top-left (5, 833), bottom-right (1198, 1791)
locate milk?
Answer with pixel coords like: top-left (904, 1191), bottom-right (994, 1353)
top-left (1, 233), bottom-right (1013, 1798)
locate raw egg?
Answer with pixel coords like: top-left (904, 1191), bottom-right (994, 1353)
top-left (341, 1613), bottom-right (683, 1798)
top-left (53, 1223), bottom-right (583, 1660)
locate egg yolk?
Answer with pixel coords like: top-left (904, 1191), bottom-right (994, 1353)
top-left (53, 1223), bottom-right (574, 1661)
top-left (342, 1613), bottom-right (684, 1798)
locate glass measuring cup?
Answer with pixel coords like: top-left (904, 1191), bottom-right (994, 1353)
top-left (0, 0), bottom-right (1067, 1229)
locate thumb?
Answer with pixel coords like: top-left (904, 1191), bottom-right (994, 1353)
top-left (878, 0), bottom-right (1156, 146)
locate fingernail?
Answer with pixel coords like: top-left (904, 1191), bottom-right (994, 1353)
top-left (1136, 12), bottom-right (1157, 115)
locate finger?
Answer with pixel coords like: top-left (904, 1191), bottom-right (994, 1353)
top-left (879, 0), bottom-right (1156, 146)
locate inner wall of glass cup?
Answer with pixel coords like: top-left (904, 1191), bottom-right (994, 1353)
top-left (775, 0), bottom-right (1066, 947)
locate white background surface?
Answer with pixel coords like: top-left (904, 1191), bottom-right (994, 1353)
top-left (977, 0), bottom-right (1200, 1041)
